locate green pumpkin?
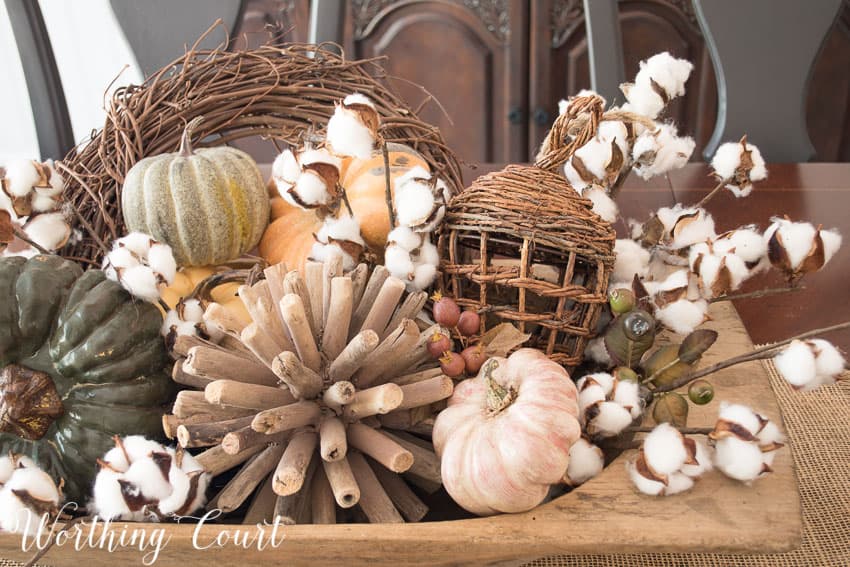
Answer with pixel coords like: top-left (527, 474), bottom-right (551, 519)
top-left (121, 118), bottom-right (270, 266)
top-left (0, 255), bottom-right (174, 504)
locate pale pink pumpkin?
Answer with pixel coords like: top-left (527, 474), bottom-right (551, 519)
top-left (433, 348), bottom-right (581, 516)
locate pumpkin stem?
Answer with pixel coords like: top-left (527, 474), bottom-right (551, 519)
top-left (179, 117), bottom-right (205, 157)
top-left (0, 364), bottom-right (64, 441)
top-left (483, 359), bottom-right (516, 415)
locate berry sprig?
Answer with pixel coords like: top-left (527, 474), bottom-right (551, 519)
top-left (429, 293), bottom-right (487, 378)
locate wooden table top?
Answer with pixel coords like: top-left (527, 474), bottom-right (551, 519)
top-left (464, 162), bottom-right (850, 352)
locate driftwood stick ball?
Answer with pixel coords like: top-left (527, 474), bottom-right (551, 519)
top-left (350, 265), bottom-right (389, 337)
top-left (347, 423), bottom-right (414, 473)
top-left (283, 270), bottom-right (317, 340)
top-left (358, 277), bottom-right (406, 338)
top-left (173, 391), bottom-right (253, 420)
top-left (196, 443), bottom-right (264, 477)
top-left (322, 276), bottom-right (353, 361)
top-left (272, 351), bottom-right (324, 400)
top-left (311, 465), bottom-right (337, 525)
top-left (319, 416), bottom-right (348, 462)
top-left (184, 346), bottom-right (278, 386)
top-left (304, 261), bottom-right (325, 336)
top-left (176, 415), bottom-right (255, 449)
top-left (343, 383), bottom-right (404, 420)
top-left (280, 294), bottom-right (322, 373)
top-left (322, 456), bottom-right (360, 509)
top-left (348, 451), bottom-right (404, 524)
top-left (222, 427), bottom-right (290, 455)
top-left (327, 329), bottom-right (380, 383)
top-left (217, 444), bottom-right (285, 513)
top-left (205, 379), bottom-right (296, 410)
top-left (368, 457), bottom-right (429, 522)
top-left (252, 400), bottom-right (322, 434)
top-left (322, 380), bottom-right (355, 414)
top-left (275, 458), bottom-right (318, 525)
top-left (397, 376), bottom-right (454, 410)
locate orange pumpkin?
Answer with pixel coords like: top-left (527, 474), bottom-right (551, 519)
top-left (259, 143), bottom-right (430, 269)
top-left (160, 266), bottom-right (249, 322)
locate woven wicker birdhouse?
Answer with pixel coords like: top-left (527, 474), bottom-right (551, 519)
top-left (439, 96), bottom-right (617, 368)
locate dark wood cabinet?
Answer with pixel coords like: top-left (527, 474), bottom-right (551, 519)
top-left (234, 0), bottom-right (850, 164)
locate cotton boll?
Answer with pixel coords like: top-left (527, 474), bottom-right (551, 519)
top-left (710, 142), bottom-right (743, 182)
top-left (148, 243), bottom-right (177, 285)
top-left (287, 170), bottom-right (331, 208)
top-left (756, 420), bottom-right (785, 448)
top-left (586, 401), bottom-right (633, 437)
top-left (626, 458), bottom-right (665, 495)
top-left (711, 139), bottom-right (767, 196)
top-left (713, 436), bottom-right (766, 482)
top-left (573, 138), bottom-right (612, 182)
top-left (585, 186), bottom-right (618, 223)
top-left (0, 455), bottom-right (38, 485)
top-left (272, 149), bottom-right (300, 193)
top-left (564, 160), bottom-right (591, 193)
top-left (669, 210), bottom-right (715, 250)
top-left (23, 212), bottom-right (70, 251)
top-left (680, 439), bottom-right (714, 478)
top-left (612, 379), bottom-right (643, 419)
top-left (30, 192), bottom-right (60, 213)
top-left (92, 469), bottom-right (139, 521)
top-left (44, 160), bottom-right (65, 194)
top-left (714, 227), bottom-right (767, 265)
top-left (120, 266), bottom-right (161, 302)
top-left (809, 339), bottom-right (846, 383)
top-left (119, 232), bottom-right (154, 257)
top-left (642, 423), bottom-right (688, 475)
top-left (396, 178), bottom-right (436, 228)
top-left (0, 467), bottom-right (61, 535)
top-left (821, 229), bottom-right (842, 266)
top-left (324, 215), bottom-right (365, 247)
top-left (577, 372), bottom-right (615, 396)
top-left (635, 52), bottom-right (693, 101)
top-left (774, 340), bottom-right (818, 390)
top-left (564, 439), bottom-right (604, 486)
top-left (622, 84), bottom-right (665, 119)
top-left (326, 102), bottom-right (377, 159)
top-left (181, 298), bottom-right (206, 323)
top-left (717, 402), bottom-right (766, 437)
top-left (655, 299), bottom-right (707, 335)
top-left (584, 337), bottom-right (612, 365)
top-left (385, 244), bottom-right (414, 281)
top-left (613, 239), bottom-right (650, 282)
top-left (657, 269), bottom-right (689, 293)
top-left (661, 472), bottom-right (695, 495)
top-left (124, 455), bottom-right (173, 501)
top-left (767, 218), bottom-right (817, 270)
top-left (410, 262), bottom-right (438, 292)
top-left (578, 384), bottom-right (607, 415)
top-left (387, 225), bottom-right (423, 252)
top-left (632, 125), bottom-right (695, 181)
top-left (417, 240), bottom-right (440, 267)
top-left (3, 159), bottom-right (40, 197)
top-left (598, 120), bottom-right (629, 156)
top-left (104, 246), bottom-right (140, 271)
top-left (161, 309), bottom-right (182, 338)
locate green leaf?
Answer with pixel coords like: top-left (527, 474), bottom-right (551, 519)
top-left (678, 329), bottom-right (718, 364)
top-left (642, 344), bottom-right (692, 386)
top-left (652, 392), bottom-right (689, 427)
top-left (604, 309), bottom-right (656, 368)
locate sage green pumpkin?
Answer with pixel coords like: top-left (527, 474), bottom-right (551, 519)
top-left (0, 255), bottom-right (174, 504)
top-left (121, 119), bottom-right (270, 266)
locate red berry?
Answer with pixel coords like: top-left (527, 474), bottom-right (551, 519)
top-left (439, 351), bottom-right (466, 378)
top-left (457, 310), bottom-right (481, 337)
top-left (460, 345), bottom-right (487, 375)
top-left (432, 294), bottom-right (460, 327)
top-left (427, 332), bottom-right (452, 358)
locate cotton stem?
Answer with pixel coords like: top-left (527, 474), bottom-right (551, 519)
top-left (709, 285), bottom-right (804, 304)
top-left (12, 227), bottom-right (51, 255)
top-left (381, 139), bottom-right (396, 229)
top-left (653, 320), bottom-right (850, 393)
top-left (693, 178), bottom-right (727, 209)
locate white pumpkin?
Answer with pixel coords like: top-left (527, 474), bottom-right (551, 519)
top-left (433, 348), bottom-right (581, 516)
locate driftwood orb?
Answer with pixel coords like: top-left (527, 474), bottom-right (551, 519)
top-left (438, 164), bottom-right (616, 368)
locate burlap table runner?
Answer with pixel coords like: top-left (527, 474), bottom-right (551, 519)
top-left (3, 361), bottom-right (848, 567)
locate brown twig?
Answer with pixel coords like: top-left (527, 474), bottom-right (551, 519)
top-left (12, 227), bottom-right (51, 255)
top-left (381, 139), bottom-right (395, 229)
top-left (709, 285), bottom-right (804, 303)
top-left (694, 178), bottom-right (726, 209)
top-left (625, 425), bottom-right (713, 435)
top-left (654, 320), bottom-right (850, 393)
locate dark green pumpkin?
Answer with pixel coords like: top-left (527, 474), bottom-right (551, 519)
top-left (0, 255), bottom-right (174, 504)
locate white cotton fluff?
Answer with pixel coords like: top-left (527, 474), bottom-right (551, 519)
top-left (323, 214), bottom-right (365, 247)
top-left (586, 186), bottom-right (619, 223)
top-left (627, 458), bottom-right (665, 495)
top-left (22, 212), bottom-right (70, 251)
top-left (612, 379), bottom-right (643, 419)
top-left (577, 372), bottom-right (615, 396)
top-left (809, 339), bottom-right (847, 383)
top-left (631, 124), bottom-right (695, 180)
top-left (326, 97), bottom-right (377, 159)
top-left (756, 420), bottom-right (786, 448)
top-left (573, 137), bottom-right (613, 183)
top-left (92, 469), bottom-right (140, 521)
top-left (578, 384), bottom-right (607, 414)
top-left (613, 239), bottom-right (651, 283)
top-left (655, 298), bottom-right (707, 335)
top-left (774, 340), bottom-right (818, 390)
top-left (410, 261), bottom-right (438, 292)
top-left (291, 170), bottom-right (332, 207)
top-left (181, 298), bottom-right (206, 322)
top-left (713, 436), bottom-right (767, 482)
top-left (643, 423), bottom-right (688, 475)
top-left (119, 265), bottom-right (161, 302)
top-left (272, 149), bottom-right (300, 192)
top-left (119, 232), bottom-right (154, 257)
top-left (598, 120), bottom-right (629, 157)
top-left (656, 205), bottom-right (716, 250)
top-left (394, 166), bottom-right (436, 226)
top-left (713, 227), bottom-right (767, 266)
top-left (3, 159), bottom-right (40, 197)
top-left (148, 243), bottom-right (177, 285)
top-left (123, 455), bottom-right (173, 502)
top-left (384, 244), bottom-right (414, 281)
top-left (0, 467), bottom-right (61, 535)
top-left (622, 83), bottom-right (665, 121)
top-left (635, 52), bottom-right (693, 102)
top-left (30, 191), bottom-right (60, 213)
top-left (680, 439), bottom-right (714, 478)
top-left (564, 439), bottom-right (605, 486)
top-left (300, 148), bottom-right (342, 170)
top-left (655, 268), bottom-right (689, 293)
top-left (586, 401), bottom-right (633, 437)
top-left (103, 245), bottom-right (139, 272)
top-left (564, 161), bottom-right (590, 193)
top-left (717, 402), bottom-right (765, 436)
top-left (584, 336), bottom-right (612, 365)
top-left (692, 250), bottom-right (749, 298)
top-left (764, 218), bottom-right (817, 270)
top-left (0, 455), bottom-right (37, 485)
top-left (161, 309), bottom-right (182, 337)
top-left (44, 160), bottom-right (65, 194)
top-left (664, 472), bottom-right (696, 495)
top-left (417, 239), bottom-right (440, 267)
